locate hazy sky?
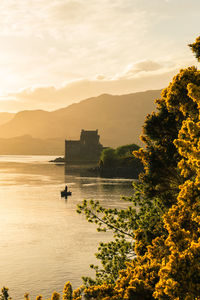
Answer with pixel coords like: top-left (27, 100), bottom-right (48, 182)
top-left (0, 0), bottom-right (200, 112)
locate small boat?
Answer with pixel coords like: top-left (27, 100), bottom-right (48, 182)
top-left (61, 190), bottom-right (72, 197)
top-left (61, 185), bottom-right (72, 198)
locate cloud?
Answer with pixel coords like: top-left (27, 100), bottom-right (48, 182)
top-left (113, 59), bottom-right (178, 80)
top-left (118, 60), bottom-right (163, 79)
top-left (0, 0), bottom-right (152, 94)
top-left (0, 0), bottom-right (147, 39)
top-left (0, 0), bottom-right (199, 113)
top-left (0, 59), bottom-right (182, 112)
top-left (130, 60), bottom-right (162, 72)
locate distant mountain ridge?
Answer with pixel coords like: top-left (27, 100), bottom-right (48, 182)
top-left (0, 112), bottom-right (15, 125)
top-left (0, 135), bottom-right (64, 155)
top-left (0, 90), bottom-right (161, 154)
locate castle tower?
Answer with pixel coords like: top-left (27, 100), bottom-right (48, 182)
top-left (65, 129), bottom-right (103, 163)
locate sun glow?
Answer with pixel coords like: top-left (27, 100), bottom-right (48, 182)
top-left (0, 0), bottom-right (198, 112)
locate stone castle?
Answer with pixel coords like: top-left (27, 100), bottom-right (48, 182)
top-left (65, 129), bottom-right (103, 163)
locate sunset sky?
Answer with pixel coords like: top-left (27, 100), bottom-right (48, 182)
top-left (0, 0), bottom-right (200, 112)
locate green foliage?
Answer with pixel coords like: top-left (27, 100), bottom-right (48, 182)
top-left (1, 284), bottom-right (84, 300)
top-left (0, 288), bottom-right (10, 300)
top-left (189, 36), bottom-right (200, 62)
top-left (153, 81), bottom-right (200, 299)
top-left (24, 293), bottom-right (30, 300)
top-left (100, 144), bottom-right (141, 171)
top-left (115, 144), bottom-right (140, 157)
top-left (77, 182), bottom-right (166, 286)
top-left (100, 148), bottom-right (118, 167)
top-left (51, 292), bottom-right (60, 300)
top-left (63, 282), bottom-right (72, 300)
top-left (135, 66), bottom-right (200, 207)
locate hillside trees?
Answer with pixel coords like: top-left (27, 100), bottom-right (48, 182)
top-left (99, 144), bottom-right (143, 178)
top-left (100, 147), bottom-right (117, 167)
top-left (100, 144), bottom-right (140, 168)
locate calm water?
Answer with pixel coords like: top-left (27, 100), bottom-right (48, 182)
top-left (0, 156), bottom-right (133, 299)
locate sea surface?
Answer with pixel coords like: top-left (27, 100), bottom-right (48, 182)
top-left (0, 156), bottom-right (133, 299)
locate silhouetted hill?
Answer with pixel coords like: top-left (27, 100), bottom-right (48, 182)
top-left (0, 112), bottom-right (15, 125)
top-left (0, 135), bottom-right (64, 155)
top-left (0, 90), bottom-right (161, 154)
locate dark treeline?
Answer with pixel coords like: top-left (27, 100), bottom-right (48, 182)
top-left (98, 144), bottom-right (143, 178)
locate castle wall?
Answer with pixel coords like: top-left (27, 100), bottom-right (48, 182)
top-left (65, 130), bottom-right (103, 164)
top-left (65, 140), bottom-right (80, 162)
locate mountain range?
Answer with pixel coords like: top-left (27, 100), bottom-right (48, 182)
top-left (0, 90), bottom-right (161, 154)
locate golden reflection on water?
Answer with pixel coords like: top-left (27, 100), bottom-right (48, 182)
top-left (0, 156), bottom-right (132, 300)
